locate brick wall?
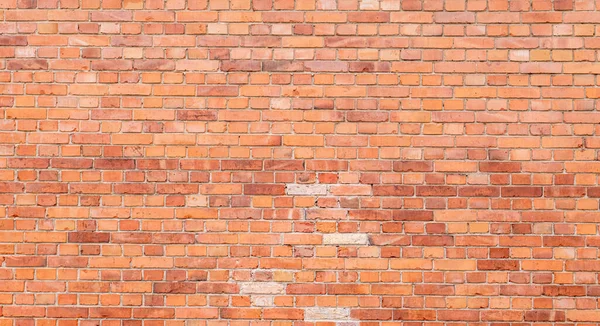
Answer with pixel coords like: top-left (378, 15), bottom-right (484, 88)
top-left (1, 0), bottom-right (600, 324)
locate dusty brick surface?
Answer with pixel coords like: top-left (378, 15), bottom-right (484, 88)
top-left (1, 0), bottom-right (600, 324)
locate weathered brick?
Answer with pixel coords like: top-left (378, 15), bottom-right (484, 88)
top-left (323, 234), bottom-right (369, 245)
top-left (1, 2), bottom-right (598, 324)
top-left (244, 184), bottom-right (285, 195)
top-left (94, 159), bottom-right (135, 170)
top-left (286, 184), bottom-right (327, 196)
top-left (305, 308), bottom-right (350, 321)
top-left (5, 256), bottom-right (46, 267)
top-left (68, 232), bottom-right (110, 243)
top-left (373, 186), bottom-right (414, 196)
top-left (153, 282), bottom-right (197, 294)
top-left (176, 110), bottom-right (218, 121)
top-left (239, 282), bottom-right (285, 294)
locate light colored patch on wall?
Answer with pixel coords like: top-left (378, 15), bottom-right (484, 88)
top-left (286, 184), bottom-right (328, 195)
top-left (239, 282), bottom-right (285, 294)
top-left (360, 0), bottom-right (379, 10)
top-left (305, 308), bottom-right (351, 321)
top-left (323, 233), bottom-right (369, 245)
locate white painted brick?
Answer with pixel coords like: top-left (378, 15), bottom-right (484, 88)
top-left (305, 308), bottom-right (350, 321)
top-left (323, 234), bottom-right (369, 245)
top-left (239, 282), bottom-right (285, 295)
top-left (286, 184), bottom-right (327, 196)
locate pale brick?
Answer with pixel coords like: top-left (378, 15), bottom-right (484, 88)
top-left (239, 282), bottom-right (285, 295)
top-left (323, 234), bottom-right (369, 245)
top-left (286, 184), bottom-right (328, 196)
top-left (186, 195), bottom-right (208, 207)
top-left (251, 295), bottom-right (274, 307)
top-left (360, 0), bottom-right (379, 10)
top-left (305, 308), bottom-right (350, 321)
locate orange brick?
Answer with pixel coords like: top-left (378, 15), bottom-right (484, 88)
top-left (1, 3), bottom-right (598, 324)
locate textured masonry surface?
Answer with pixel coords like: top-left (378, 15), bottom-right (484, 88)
top-left (1, 0), bottom-right (600, 324)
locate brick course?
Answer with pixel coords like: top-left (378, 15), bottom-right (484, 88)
top-left (1, 0), bottom-right (600, 324)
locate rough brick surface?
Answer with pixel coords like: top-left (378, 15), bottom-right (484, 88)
top-left (1, 0), bottom-right (600, 324)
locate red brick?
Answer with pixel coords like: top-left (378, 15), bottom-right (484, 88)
top-left (221, 60), bottom-right (261, 72)
top-left (263, 308), bottom-right (304, 320)
top-left (458, 186), bottom-right (500, 197)
top-left (51, 158), bottom-right (93, 169)
top-left (8, 158), bottom-right (49, 169)
top-left (543, 285), bottom-right (585, 297)
top-left (477, 260), bottom-right (519, 270)
top-left (197, 86), bottom-right (239, 96)
top-left (351, 309), bottom-right (393, 320)
top-left (414, 284), bottom-right (455, 295)
top-left (526, 311), bottom-right (565, 322)
top-left (438, 310), bottom-right (480, 321)
top-left (393, 161), bottom-right (433, 172)
top-left (393, 211), bottom-right (433, 221)
top-left (373, 186), bottom-right (414, 196)
top-left (244, 184), bottom-right (285, 195)
top-left (412, 235), bottom-right (454, 246)
top-left (479, 162), bottom-right (522, 172)
top-left (0, 182), bottom-right (24, 193)
top-left (94, 159), bottom-right (135, 170)
top-left (1, 3), bottom-right (598, 324)
top-left (5, 256), bottom-right (46, 267)
top-left (393, 310), bottom-right (436, 321)
top-left (177, 110), bottom-right (218, 121)
top-left (501, 187), bottom-right (543, 197)
top-left (133, 308), bottom-right (175, 319)
top-left (544, 186), bottom-right (585, 197)
top-left (68, 232), bottom-right (110, 243)
top-left (221, 160), bottom-right (262, 170)
top-left (220, 308), bottom-right (261, 319)
top-left (153, 282), bottom-right (197, 294)
top-left (0, 36), bottom-right (27, 46)
top-left (327, 284), bottom-right (370, 295)
top-left (3, 306), bottom-right (46, 317)
top-left (47, 307), bottom-right (89, 318)
top-left (90, 308), bottom-right (132, 319)
top-left (286, 284), bottom-right (326, 294)
top-left (7, 59), bottom-right (48, 70)
top-left (416, 186), bottom-right (456, 196)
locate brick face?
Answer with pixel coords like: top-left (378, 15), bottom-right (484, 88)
top-left (1, 0), bottom-right (600, 323)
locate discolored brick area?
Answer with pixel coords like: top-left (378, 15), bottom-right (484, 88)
top-left (2, 0), bottom-right (600, 324)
